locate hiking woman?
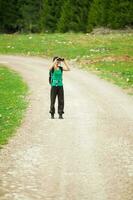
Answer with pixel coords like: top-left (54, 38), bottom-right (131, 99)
top-left (49, 56), bottom-right (70, 119)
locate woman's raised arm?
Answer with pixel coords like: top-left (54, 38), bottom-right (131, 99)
top-left (62, 60), bottom-right (70, 71)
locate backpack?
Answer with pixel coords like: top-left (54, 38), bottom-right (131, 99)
top-left (49, 66), bottom-right (63, 85)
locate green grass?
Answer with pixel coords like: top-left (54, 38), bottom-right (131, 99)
top-left (0, 33), bottom-right (133, 58)
top-left (80, 61), bottom-right (133, 95)
top-left (0, 32), bottom-right (133, 94)
top-left (0, 65), bottom-right (29, 147)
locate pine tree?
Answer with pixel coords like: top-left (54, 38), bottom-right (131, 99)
top-left (56, 0), bottom-right (71, 32)
top-left (87, 0), bottom-right (133, 31)
top-left (0, 0), bottom-right (4, 32)
top-left (18, 0), bottom-right (42, 33)
top-left (57, 0), bottom-right (91, 32)
top-left (0, 0), bottom-right (19, 33)
top-left (108, 0), bottom-right (133, 29)
top-left (87, 0), bottom-right (110, 31)
top-left (40, 0), bottom-right (63, 32)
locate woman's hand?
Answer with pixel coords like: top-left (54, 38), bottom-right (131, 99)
top-left (49, 58), bottom-right (58, 70)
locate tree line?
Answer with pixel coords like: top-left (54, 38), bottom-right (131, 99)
top-left (0, 0), bottom-right (133, 33)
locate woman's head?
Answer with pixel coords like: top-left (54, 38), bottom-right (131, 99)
top-left (53, 56), bottom-right (59, 62)
top-left (53, 56), bottom-right (61, 65)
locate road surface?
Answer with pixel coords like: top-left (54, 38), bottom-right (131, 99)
top-left (0, 55), bottom-right (133, 200)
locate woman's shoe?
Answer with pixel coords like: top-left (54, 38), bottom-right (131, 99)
top-left (59, 114), bottom-right (63, 119)
top-left (51, 114), bottom-right (54, 119)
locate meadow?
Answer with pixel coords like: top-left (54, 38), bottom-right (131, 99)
top-left (0, 33), bottom-right (133, 94)
top-left (0, 66), bottom-right (29, 146)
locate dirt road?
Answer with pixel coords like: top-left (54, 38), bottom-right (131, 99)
top-left (0, 55), bottom-right (133, 200)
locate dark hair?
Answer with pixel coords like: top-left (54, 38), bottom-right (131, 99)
top-left (53, 56), bottom-right (59, 62)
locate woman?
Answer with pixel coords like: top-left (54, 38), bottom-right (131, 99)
top-left (49, 56), bottom-right (70, 119)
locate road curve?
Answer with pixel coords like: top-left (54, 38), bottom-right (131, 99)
top-left (0, 55), bottom-right (133, 200)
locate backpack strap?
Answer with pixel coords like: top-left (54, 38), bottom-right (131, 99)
top-left (49, 67), bottom-right (54, 84)
top-left (51, 67), bottom-right (54, 73)
top-left (59, 66), bottom-right (63, 73)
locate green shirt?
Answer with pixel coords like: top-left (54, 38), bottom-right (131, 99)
top-left (51, 67), bottom-right (63, 86)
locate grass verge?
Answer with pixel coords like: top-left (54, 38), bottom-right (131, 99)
top-left (78, 59), bottom-right (133, 95)
top-left (0, 65), bottom-right (29, 147)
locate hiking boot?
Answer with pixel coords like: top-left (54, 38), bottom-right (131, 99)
top-left (59, 114), bottom-right (63, 119)
top-left (51, 114), bottom-right (54, 119)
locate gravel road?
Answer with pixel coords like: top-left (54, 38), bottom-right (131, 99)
top-left (0, 55), bottom-right (133, 200)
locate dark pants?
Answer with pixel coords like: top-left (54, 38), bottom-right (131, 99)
top-left (49, 86), bottom-right (64, 115)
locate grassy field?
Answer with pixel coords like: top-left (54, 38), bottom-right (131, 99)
top-left (0, 33), bottom-right (133, 94)
top-left (0, 65), bottom-right (29, 147)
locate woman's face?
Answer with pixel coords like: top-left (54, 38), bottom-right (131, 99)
top-left (56, 60), bottom-right (61, 65)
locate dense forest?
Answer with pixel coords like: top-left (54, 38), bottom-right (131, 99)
top-left (0, 0), bottom-right (133, 33)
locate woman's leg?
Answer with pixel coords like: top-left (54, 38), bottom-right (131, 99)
top-left (49, 86), bottom-right (57, 115)
top-left (58, 86), bottom-right (64, 115)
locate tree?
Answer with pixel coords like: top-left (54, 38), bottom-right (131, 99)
top-left (108, 0), bottom-right (133, 29)
top-left (40, 0), bottom-right (63, 32)
top-left (87, 0), bottom-right (110, 31)
top-left (0, 0), bottom-right (19, 33)
top-left (57, 0), bottom-right (92, 32)
top-left (18, 0), bottom-right (42, 33)
top-left (87, 0), bottom-right (133, 31)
